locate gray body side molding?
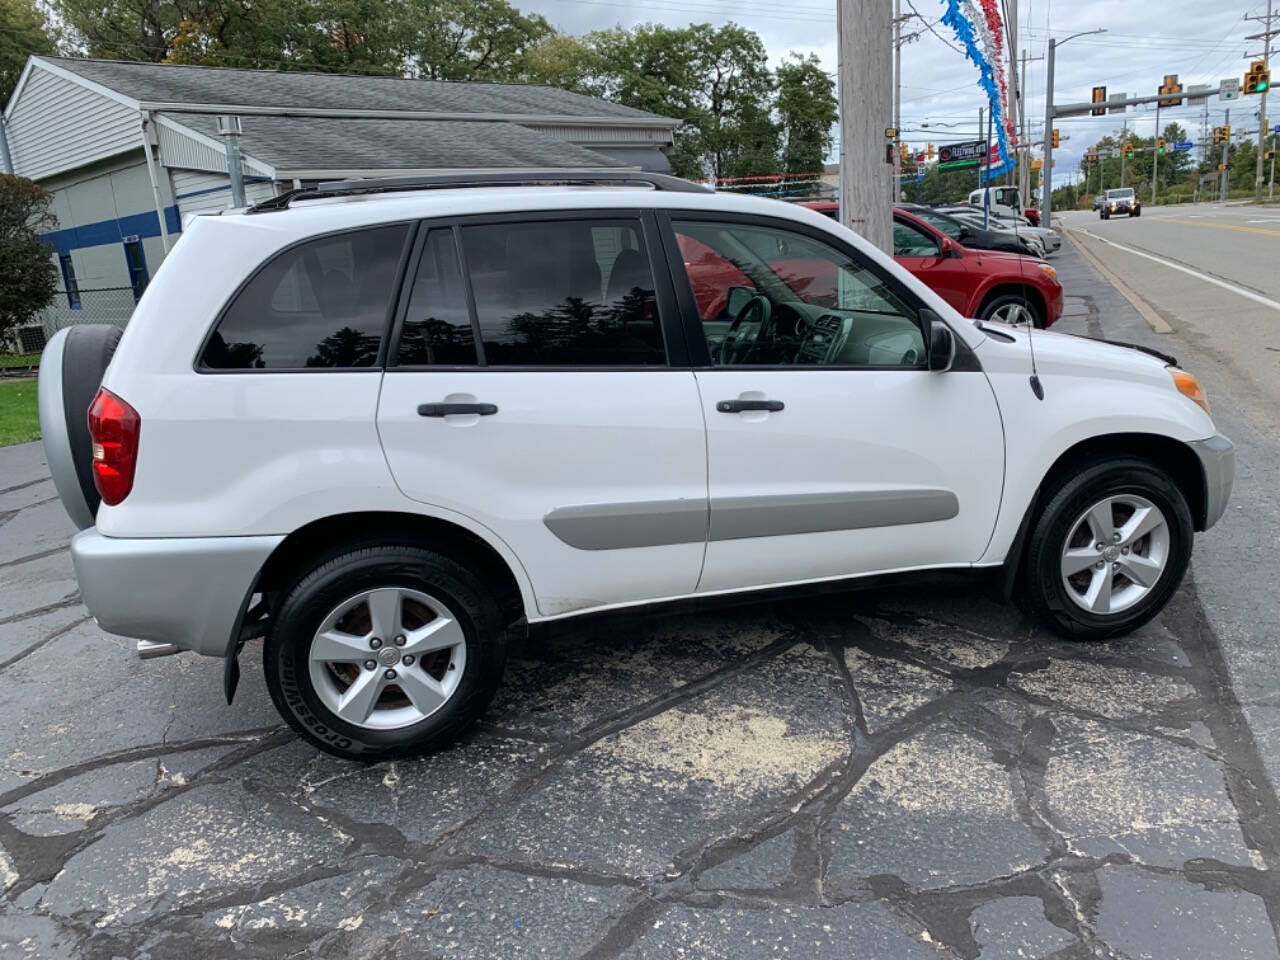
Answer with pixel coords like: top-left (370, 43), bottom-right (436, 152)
top-left (544, 489), bottom-right (959, 550)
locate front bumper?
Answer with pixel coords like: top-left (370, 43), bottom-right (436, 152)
top-left (71, 530), bottom-right (282, 658)
top-left (1188, 434), bottom-right (1235, 530)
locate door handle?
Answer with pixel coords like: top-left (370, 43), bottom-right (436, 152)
top-left (418, 402), bottom-right (498, 417)
top-left (716, 399), bottom-right (784, 413)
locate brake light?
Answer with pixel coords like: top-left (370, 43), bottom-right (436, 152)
top-left (87, 387), bottom-right (141, 505)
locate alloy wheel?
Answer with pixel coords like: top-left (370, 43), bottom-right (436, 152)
top-left (307, 587), bottom-right (467, 730)
top-left (1060, 494), bottom-right (1170, 616)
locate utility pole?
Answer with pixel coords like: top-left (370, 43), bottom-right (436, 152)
top-left (1222, 106), bottom-right (1231, 201)
top-left (1120, 119), bottom-right (1128, 188)
top-left (1006, 0), bottom-right (1018, 189)
top-left (1151, 102), bottom-right (1161, 206)
top-left (1248, 0), bottom-right (1276, 201)
top-left (837, 0), bottom-right (893, 251)
top-left (978, 106), bottom-right (985, 193)
top-left (1043, 39), bottom-right (1056, 224)
top-left (893, 0), bottom-right (902, 203)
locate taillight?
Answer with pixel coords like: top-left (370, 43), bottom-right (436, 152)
top-left (87, 387), bottom-right (141, 506)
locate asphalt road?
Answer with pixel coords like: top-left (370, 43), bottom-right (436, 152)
top-left (3, 235), bottom-right (1280, 958)
top-left (1059, 204), bottom-right (1280, 799)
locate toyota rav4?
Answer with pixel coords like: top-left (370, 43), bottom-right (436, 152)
top-left (38, 170), bottom-right (1234, 761)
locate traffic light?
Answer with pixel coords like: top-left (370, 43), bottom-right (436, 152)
top-left (1213, 126), bottom-right (1223, 145)
top-left (927, 142), bottom-right (935, 160)
top-left (1245, 60), bottom-right (1271, 95)
top-left (1158, 74), bottom-right (1183, 108)
top-left (1091, 86), bottom-right (1107, 117)
top-left (1125, 141), bottom-right (1135, 158)
top-left (899, 141), bottom-right (910, 164)
top-left (1158, 137), bottom-right (1166, 154)
top-left (1268, 150), bottom-right (1277, 162)
top-left (1051, 128), bottom-right (1060, 148)
top-left (1223, 124), bottom-right (1232, 139)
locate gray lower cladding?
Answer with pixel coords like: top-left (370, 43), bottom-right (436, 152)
top-left (71, 529), bottom-right (283, 657)
top-left (1187, 433), bottom-right (1235, 530)
top-left (544, 489), bottom-right (960, 550)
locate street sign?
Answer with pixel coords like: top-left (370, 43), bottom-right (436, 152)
top-left (1222, 77), bottom-right (1241, 101)
top-left (937, 139), bottom-right (988, 165)
top-left (1188, 83), bottom-right (1211, 106)
top-left (1108, 92), bottom-right (1127, 115)
top-left (1273, 123), bottom-right (1280, 134)
top-left (1174, 141), bottom-right (1193, 152)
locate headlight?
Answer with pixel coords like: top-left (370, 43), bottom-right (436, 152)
top-left (1038, 263), bottom-right (1057, 281)
top-left (1171, 368), bottom-right (1210, 414)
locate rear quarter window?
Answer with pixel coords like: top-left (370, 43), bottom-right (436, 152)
top-left (200, 224), bottom-right (410, 370)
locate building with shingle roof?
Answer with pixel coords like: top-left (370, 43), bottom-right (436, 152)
top-left (3, 56), bottom-right (678, 316)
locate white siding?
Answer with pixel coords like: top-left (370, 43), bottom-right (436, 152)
top-left (156, 119), bottom-right (274, 177)
top-left (7, 64), bottom-right (142, 181)
top-left (171, 169), bottom-right (278, 216)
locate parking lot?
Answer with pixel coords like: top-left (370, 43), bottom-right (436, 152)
top-left (4, 235), bottom-right (1280, 959)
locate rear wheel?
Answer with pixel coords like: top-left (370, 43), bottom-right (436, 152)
top-left (980, 293), bottom-right (1042, 328)
top-left (264, 545), bottom-right (508, 760)
top-left (1022, 458), bottom-right (1193, 640)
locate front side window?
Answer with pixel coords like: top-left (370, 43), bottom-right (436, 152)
top-left (914, 211), bottom-right (963, 239)
top-left (673, 218), bottom-right (926, 368)
top-left (892, 220), bottom-right (941, 258)
top-left (201, 224), bottom-right (410, 370)
top-left (458, 218), bottom-right (665, 366)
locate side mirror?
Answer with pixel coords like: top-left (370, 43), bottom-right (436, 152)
top-left (924, 312), bottom-right (955, 372)
top-left (939, 237), bottom-right (962, 259)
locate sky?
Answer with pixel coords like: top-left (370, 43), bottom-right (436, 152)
top-left (520, 0), bottom-right (1273, 184)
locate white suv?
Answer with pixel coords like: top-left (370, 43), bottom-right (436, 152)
top-left (38, 171), bottom-right (1233, 761)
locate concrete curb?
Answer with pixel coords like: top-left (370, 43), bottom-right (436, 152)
top-left (1064, 229), bottom-right (1174, 334)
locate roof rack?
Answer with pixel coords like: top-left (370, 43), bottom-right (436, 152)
top-left (246, 168), bottom-right (711, 213)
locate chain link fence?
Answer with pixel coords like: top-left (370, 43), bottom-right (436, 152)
top-left (4, 288), bottom-right (137, 363)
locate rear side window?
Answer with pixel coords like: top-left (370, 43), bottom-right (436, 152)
top-left (397, 229), bottom-right (476, 366)
top-left (457, 218), bottom-right (665, 366)
top-left (201, 224), bottom-right (410, 370)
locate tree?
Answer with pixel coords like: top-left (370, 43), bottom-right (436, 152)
top-left (520, 32), bottom-right (603, 96)
top-left (775, 53), bottom-right (836, 176)
top-left (0, 175), bottom-right (57, 342)
top-left (0, 0), bottom-right (56, 105)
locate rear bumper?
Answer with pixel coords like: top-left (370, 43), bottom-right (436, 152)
top-left (71, 530), bottom-right (282, 658)
top-left (1188, 434), bottom-right (1235, 531)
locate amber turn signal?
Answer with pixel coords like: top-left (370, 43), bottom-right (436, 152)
top-left (1170, 369), bottom-right (1209, 414)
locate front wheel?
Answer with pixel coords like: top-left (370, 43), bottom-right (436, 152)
top-left (1132, 209), bottom-right (1141, 217)
top-left (1022, 458), bottom-right (1193, 640)
top-left (980, 293), bottom-right (1042, 328)
top-left (264, 545), bottom-right (508, 760)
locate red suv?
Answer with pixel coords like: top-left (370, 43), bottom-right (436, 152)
top-left (801, 202), bottom-right (1062, 328)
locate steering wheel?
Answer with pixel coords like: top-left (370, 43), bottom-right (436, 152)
top-left (718, 295), bottom-right (774, 365)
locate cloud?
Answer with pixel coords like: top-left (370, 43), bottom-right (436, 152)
top-left (523, 0), bottom-right (1264, 180)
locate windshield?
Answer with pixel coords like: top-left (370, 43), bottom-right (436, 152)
top-left (1106, 189), bottom-right (1135, 200)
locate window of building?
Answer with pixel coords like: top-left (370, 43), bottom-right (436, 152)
top-left (123, 239), bottom-right (149, 302)
top-left (200, 223), bottom-right (411, 370)
top-left (458, 218), bottom-right (665, 366)
top-left (59, 254), bottom-right (81, 310)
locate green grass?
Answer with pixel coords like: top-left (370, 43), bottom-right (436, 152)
top-left (0, 378), bottom-right (40, 447)
top-left (0, 352), bottom-right (39, 369)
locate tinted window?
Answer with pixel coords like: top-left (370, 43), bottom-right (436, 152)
top-left (915, 211), bottom-right (963, 239)
top-left (893, 220), bottom-right (940, 257)
top-left (673, 219), bottom-right (925, 368)
top-left (124, 240), bottom-right (148, 303)
top-left (201, 224), bottom-right (409, 370)
top-left (459, 219), bottom-right (665, 366)
top-left (397, 229), bottom-right (476, 365)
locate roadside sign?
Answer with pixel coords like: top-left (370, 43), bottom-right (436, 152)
top-left (1188, 83), bottom-right (1212, 106)
top-left (1108, 92), bottom-right (1127, 115)
top-left (1273, 124), bottom-right (1280, 134)
top-left (937, 139), bottom-right (988, 166)
top-left (1174, 141), bottom-right (1193, 152)
top-left (1222, 77), bottom-right (1241, 101)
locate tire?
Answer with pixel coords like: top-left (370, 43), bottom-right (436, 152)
top-left (264, 545), bottom-right (508, 760)
top-left (980, 292), bottom-right (1043, 328)
top-left (1022, 457), bottom-right (1193, 641)
top-left (1132, 209), bottom-right (1141, 217)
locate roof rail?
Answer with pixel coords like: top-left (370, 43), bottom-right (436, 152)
top-left (246, 168), bottom-right (711, 213)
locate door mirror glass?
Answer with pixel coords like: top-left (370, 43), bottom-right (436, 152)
top-left (926, 314), bottom-right (955, 372)
top-left (725, 285), bottom-right (755, 318)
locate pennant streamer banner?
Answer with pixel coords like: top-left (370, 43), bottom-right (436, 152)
top-left (940, 0), bottom-right (1015, 177)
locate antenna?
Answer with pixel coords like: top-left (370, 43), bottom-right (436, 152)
top-left (1008, 184), bottom-right (1045, 400)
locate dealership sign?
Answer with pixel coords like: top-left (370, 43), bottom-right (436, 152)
top-left (937, 139), bottom-right (989, 169)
